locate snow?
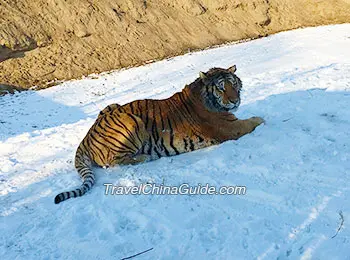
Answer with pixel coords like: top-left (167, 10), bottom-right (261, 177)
top-left (1, 24), bottom-right (350, 259)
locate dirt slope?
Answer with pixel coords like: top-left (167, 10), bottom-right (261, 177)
top-left (0, 0), bottom-right (350, 89)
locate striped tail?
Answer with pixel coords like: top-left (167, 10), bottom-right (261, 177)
top-left (54, 145), bottom-right (95, 204)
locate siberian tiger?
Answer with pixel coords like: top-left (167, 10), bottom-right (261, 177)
top-left (54, 65), bottom-right (264, 204)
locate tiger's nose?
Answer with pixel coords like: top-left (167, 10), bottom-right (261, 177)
top-left (229, 97), bottom-right (240, 103)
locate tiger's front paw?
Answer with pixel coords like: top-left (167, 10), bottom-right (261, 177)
top-left (250, 116), bottom-right (265, 127)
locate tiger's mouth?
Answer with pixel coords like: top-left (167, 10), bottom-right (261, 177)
top-left (223, 99), bottom-right (240, 112)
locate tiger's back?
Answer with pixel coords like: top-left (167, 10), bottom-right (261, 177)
top-left (120, 93), bottom-right (219, 159)
top-left (85, 90), bottom-right (219, 165)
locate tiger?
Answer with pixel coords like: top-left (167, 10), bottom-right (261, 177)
top-left (54, 65), bottom-right (264, 204)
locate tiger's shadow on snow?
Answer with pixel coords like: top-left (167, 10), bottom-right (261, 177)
top-left (0, 90), bottom-right (86, 141)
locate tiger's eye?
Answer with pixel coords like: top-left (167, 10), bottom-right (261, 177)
top-left (217, 82), bottom-right (225, 92)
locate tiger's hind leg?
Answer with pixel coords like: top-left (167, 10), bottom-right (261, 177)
top-left (100, 111), bottom-right (151, 167)
top-left (109, 154), bottom-right (151, 166)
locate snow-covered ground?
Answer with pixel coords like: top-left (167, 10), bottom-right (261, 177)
top-left (1, 24), bottom-right (350, 259)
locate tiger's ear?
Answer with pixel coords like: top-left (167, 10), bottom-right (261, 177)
top-left (227, 65), bottom-right (237, 73)
top-left (199, 71), bottom-right (207, 79)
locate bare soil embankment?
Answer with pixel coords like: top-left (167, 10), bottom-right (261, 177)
top-left (1, 0), bottom-right (350, 90)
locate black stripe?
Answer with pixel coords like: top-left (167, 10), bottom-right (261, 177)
top-left (81, 141), bottom-right (95, 160)
top-left (113, 155), bottom-right (129, 160)
top-left (110, 136), bottom-right (136, 151)
top-left (89, 132), bottom-right (107, 148)
top-left (152, 102), bottom-right (160, 144)
top-left (102, 116), bottom-right (125, 136)
top-left (147, 136), bottom-right (153, 155)
top-left (72, 190), bottom-right (77, 197)
top-left (107, 115), bottom-right (124, 129)
top-left (161, 137), bottom-right (170, 156)
top-left (77, 145), bottom-right (89, 158)
top-left (153, 147), bottom-right (161, 158)
top-left (174, 105), bottom-right (192, 125)
top-left (98, 121), bottom-right (137, 151)
top-left (129, 103), bottom-right (135, 114)
top-left (168, 98), bottom-right (199, 133)
top-left (78, 165), bottom-right (90, 171)
top-left (195, 134), bottom-right (204, 143)
top-left (172, 103), bottom-right (201, 134)
top-left (79, 167), bottom-right (91, 174)
top-left (81, 173), bottom-right (93, 180)
top-left (136, 101), bottom-right (142, 116)
top-left (179, 93), bottom-right (194, 118)
top-left (145, 100), bottom-right (149, 129)
top-left (107, 116), bottom-right (132, 136)
top-left (81, 171), bottom-right (92, 178)
top-left (167, 117), bottom-right (179, 155)
top-left (95, 127), bottom-right (128, 152)
top-left (225, 118), bottom-right (238, 122)
top-left (167, 100), bottom-right (184, 129)
top-left (127, 113), bottom-right (140, 131)
top-left (159, 105), bottom-right (165, 130)
top-left (141, 143), bottom-right (146, 154)
top-left (84, 176), bottom-right (94, 182)
top-left (152, 120), bottom-right (159, 145)
top-left (113, 149), bottom-right (137, 154)
top-left (86, 137), bottom-right (105, 163)
top-left (104, 122), bottom-right (139, 150)
top-left (166, 100), bottom-right (179, 130)
top-left (99, 105), bottom-right (111, 117)
top-left (183, 138), bottom-right (188, 151)
top-left (113, 116), bottom-right (139, 146)
top-left (126, 113), bottom-right (143, 143)
top-left (105, 133), bottom-right (136, 151)
top-left (85, 179), bottom-right (93, 186)
top-left (189, 139), bottom-right (195, 151)
top-left (80, 172), bottom-right (90, 179)
top-left (95, 129), bottom-right (125, 152)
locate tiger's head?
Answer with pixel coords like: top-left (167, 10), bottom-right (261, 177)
top-left (199, 65), bottom-right (242, 112)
